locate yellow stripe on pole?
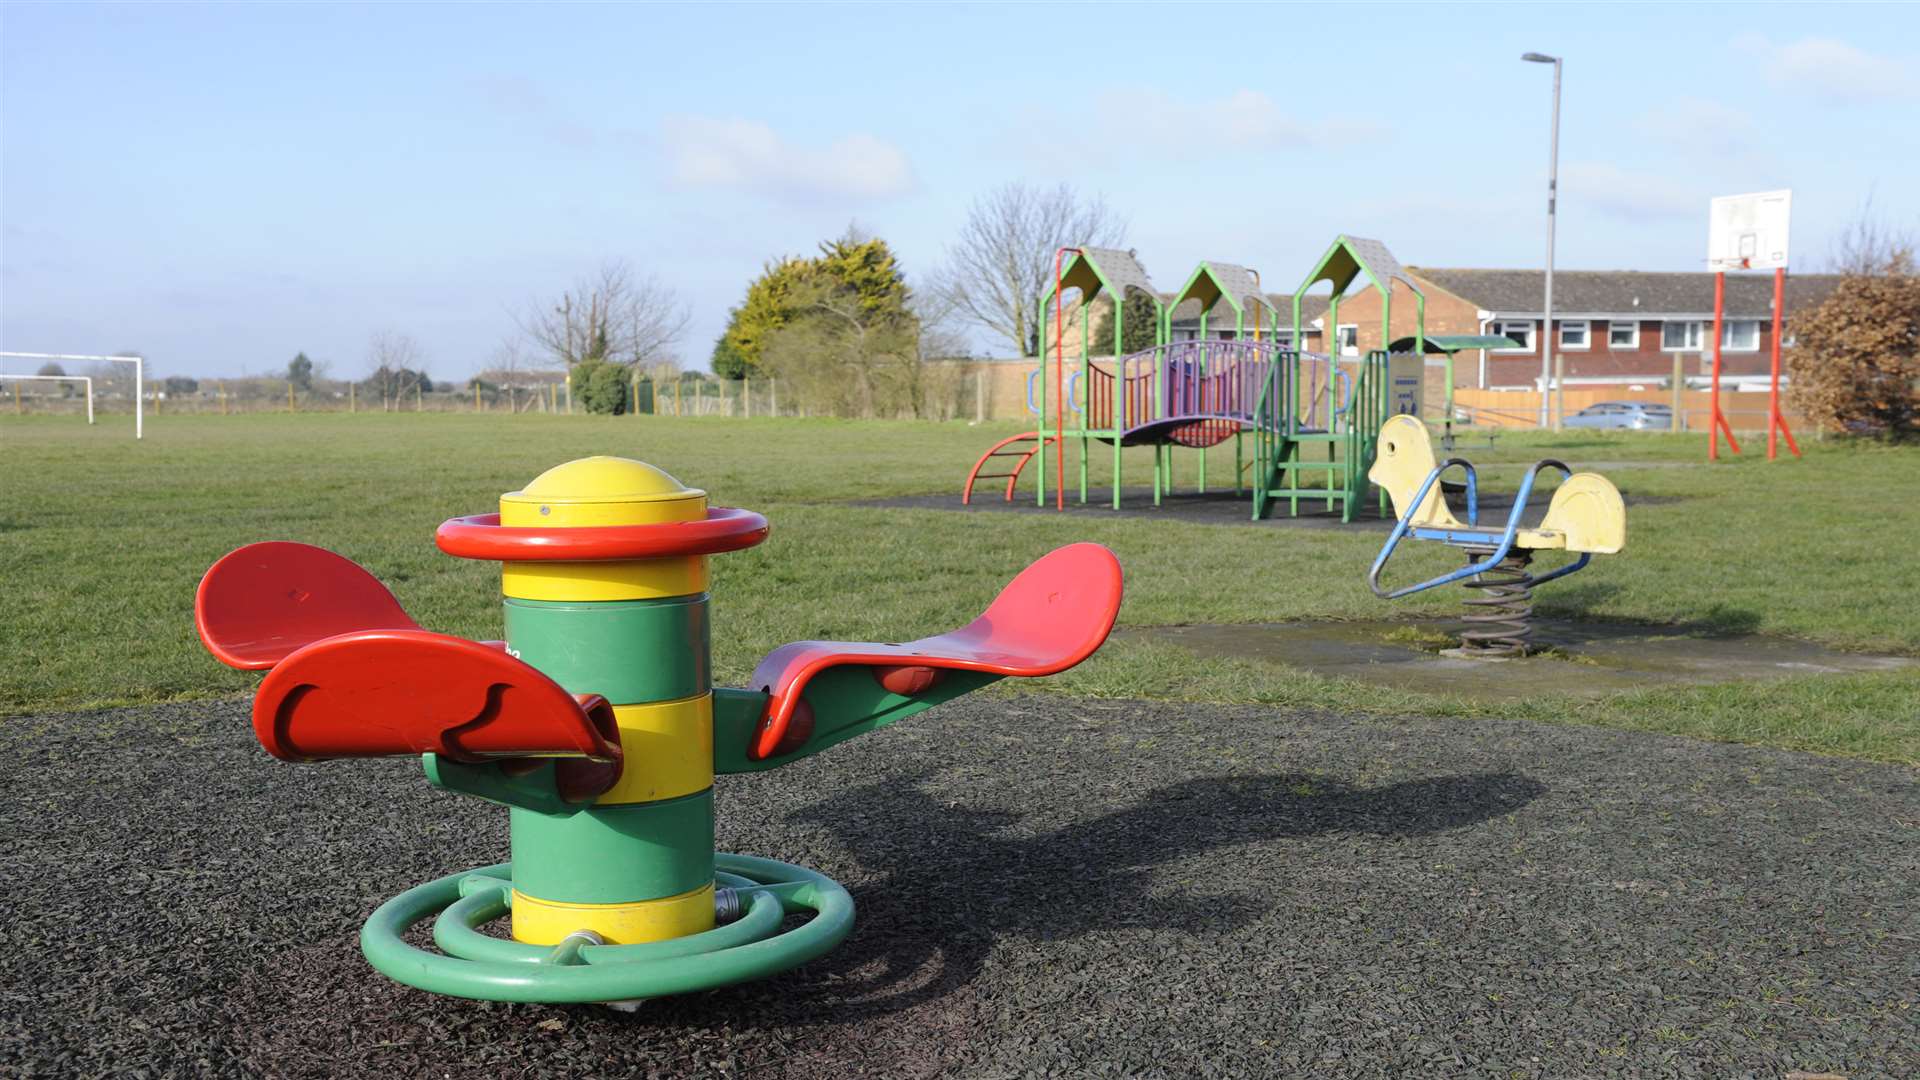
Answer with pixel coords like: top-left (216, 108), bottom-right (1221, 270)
top-left (500, 558), bottom-right (706, 602)
top-left (511, 882), bottom-right (716, 945)
top-left (595, 694), bottom-right (714, 806)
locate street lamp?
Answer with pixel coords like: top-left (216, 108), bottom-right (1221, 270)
top-left (1523, 51), bottom-right (1561, 430)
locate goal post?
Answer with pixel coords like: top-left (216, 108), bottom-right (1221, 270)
top-left (0, 352), bottom-right (143, 438)
top-left (0, 374), bottom-right (95, 423)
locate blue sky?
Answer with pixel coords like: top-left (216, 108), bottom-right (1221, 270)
top-left (4, 3), bottom-right (1918, 380)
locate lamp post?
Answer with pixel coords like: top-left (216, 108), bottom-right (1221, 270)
top-left (1523, 51), bottom-right (1561, 430)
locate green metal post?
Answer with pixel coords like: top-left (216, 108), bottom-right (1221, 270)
top-left (1035, 294), bottom-right (1048, 507)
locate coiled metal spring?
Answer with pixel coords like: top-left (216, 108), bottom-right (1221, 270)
top-left (1458, 549), bottom-right (1536, 657)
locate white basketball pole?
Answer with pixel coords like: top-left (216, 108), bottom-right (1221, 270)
top-left (0, 352), bottom-right (143, 437)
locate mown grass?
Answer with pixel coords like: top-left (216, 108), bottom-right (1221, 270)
top-left (3, 412), bottom-right (1917, 762)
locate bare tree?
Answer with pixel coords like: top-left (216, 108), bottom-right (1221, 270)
top-left (367, 331), bottom-right (425, 411)
top-left (761, 277), bottom-right (922, 418)
top-left (488, 338), bottom-right (528, 413)
top-left (909, 283), bottom-right (977, 420)
top-left (1827, 193), bottom-right (1918, 276)
top-left (520, 260), bottom-right (691, 369)
top-left (933, 182), bottom-right (1126, 357)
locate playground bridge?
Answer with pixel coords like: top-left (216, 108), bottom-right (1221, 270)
top-left (963, 338), bottom-right (1390, 521)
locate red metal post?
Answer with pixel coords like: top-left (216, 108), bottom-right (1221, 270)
top-left (1708, 270), bottom-right (1740, 459)
top-left (1710, 271), bottom-right (1722, 460)
top-left (1768, 266), bottom-right (1800, 459)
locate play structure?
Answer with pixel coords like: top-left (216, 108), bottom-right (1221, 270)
top-left (1366, 415), bottom-right (1626, 656)
top-left (195, 456), bottom-right (1123, 1005)
top-left (962, 236), bottom-right (1426, 523)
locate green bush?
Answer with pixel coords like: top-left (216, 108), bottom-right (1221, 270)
top-left (573, 359), bottom-right (631, 415)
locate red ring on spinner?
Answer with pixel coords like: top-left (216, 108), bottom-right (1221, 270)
top-left (435, 507), bottom-right (769, 562)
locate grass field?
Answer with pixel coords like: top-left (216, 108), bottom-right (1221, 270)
top-left (4, 412), bottom-right (1918, 762)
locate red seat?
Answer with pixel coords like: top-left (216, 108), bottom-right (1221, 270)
top-left (747, 543), bottom-right (1123, 759)
top-left (253, 628), bottom-right (622, 770)
top-left (196, 542), bottom-right (420, 670)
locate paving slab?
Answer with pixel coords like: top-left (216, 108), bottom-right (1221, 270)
top-left (1130, 619), bottom-right (1919, 701)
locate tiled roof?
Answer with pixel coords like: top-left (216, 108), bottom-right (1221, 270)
top-left (1412, 268), bottom-right (1841, 319)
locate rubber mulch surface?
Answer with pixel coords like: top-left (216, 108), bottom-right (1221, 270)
top-left (2, 697), bottom-right (1914, 1078)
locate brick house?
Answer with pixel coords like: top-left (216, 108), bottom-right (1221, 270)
top-left (1330, 269), bottom-right (1840, 390)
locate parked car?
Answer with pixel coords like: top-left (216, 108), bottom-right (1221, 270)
top-left (1563, 401), bottom-right (1677, 430)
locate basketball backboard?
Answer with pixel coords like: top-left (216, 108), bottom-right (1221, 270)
top-left (1708, 189), bottom-right (1791, 271)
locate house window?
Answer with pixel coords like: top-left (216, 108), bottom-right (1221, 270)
top-left (1608, 320), bottom-right (1640, 349)
top-left (1559, 319), bottom-right (1590, 350)
top-left (1337, 325), bottom-right (1359, 356)
top-left (1489, 320), bottom-right (1534, 352)
top-left (1721, 320), bottom-right (1760, 351)
top-left (1662, 320), bottom-right (1706, 351)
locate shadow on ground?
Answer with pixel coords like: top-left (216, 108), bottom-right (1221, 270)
top-left (766, 769), bottom-right (1544, 1018)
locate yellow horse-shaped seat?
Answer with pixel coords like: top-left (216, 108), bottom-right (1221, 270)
top-left (1365, 415), bottom-right (1625, 615)
top-left (1369, 415), bottom-right (1624, 555)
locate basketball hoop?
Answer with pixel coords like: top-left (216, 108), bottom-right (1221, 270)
top-left (1704, 190), bottom-right (1798, 462)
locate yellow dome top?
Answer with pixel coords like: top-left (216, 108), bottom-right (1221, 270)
top-left (500, 456), bottom-right (707, 527)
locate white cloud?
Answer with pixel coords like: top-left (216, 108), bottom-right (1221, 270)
top-left (1015, 87), bottom-right (1381, 167)
top-left (1636, 97), bottom-right (1756, 154)
top-left (1734, 35), bottom-right (1917, 103)
top-left (1562, 162), bottom-right (1698, 221)
top-left (661, 116), bottom-right (914, 202)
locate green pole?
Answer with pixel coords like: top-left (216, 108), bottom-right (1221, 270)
top-left (1035, 292), bottom-right (1048, 507)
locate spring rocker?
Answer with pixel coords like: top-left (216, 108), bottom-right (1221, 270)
top-left (195, 456), bottom-right (1123, 1006)
top-left (1365, 416), bottom-right (1625, 657)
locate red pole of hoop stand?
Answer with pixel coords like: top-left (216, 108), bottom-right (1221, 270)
top-left (1709, 270), bottom-right (1741, 460)
top-left (1768, 266), bottom-right (1801, 459)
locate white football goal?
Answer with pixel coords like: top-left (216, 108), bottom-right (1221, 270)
top-left (0, 352), bottom-right (144, 438)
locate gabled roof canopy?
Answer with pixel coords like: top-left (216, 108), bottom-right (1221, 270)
top-left (1048, 246), bottom-right (1161, 309)
top-left (1297, 235), bottom-right (1423, 301)
top-left (1168, 261), bottom-right (1280, 322)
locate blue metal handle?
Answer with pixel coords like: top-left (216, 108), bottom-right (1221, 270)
top-left (1025, 369), bottom-right (1040, 415)
top-left (1068, 371), bottom-right (1083, 414)
top-left (1368, 458), bottom-right (1574, 599)
top-left (1332, 370), bottom-right (1355, 415)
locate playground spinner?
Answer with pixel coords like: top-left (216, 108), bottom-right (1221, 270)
top-left (196, 456), bottom-right (1122, 1004)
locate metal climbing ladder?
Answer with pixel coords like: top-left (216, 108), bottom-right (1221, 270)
top-left (962, 431), bottom-right (1060, 504)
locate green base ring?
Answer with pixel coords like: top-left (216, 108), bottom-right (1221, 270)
top-left (359, 854), bottom-right (855, 1004)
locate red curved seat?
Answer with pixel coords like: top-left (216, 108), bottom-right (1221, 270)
top-left (747, 542), bottom-right (1123, 759)
top-left (253, 628), bottom-right (622, 769)
top-left (196, 542), bottom-right (420, 670)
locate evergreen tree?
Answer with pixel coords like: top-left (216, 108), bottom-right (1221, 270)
top-left (1086, 292), bottom-right (1161, 356)
top-left (712, 228), bottom-right (915, 378)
